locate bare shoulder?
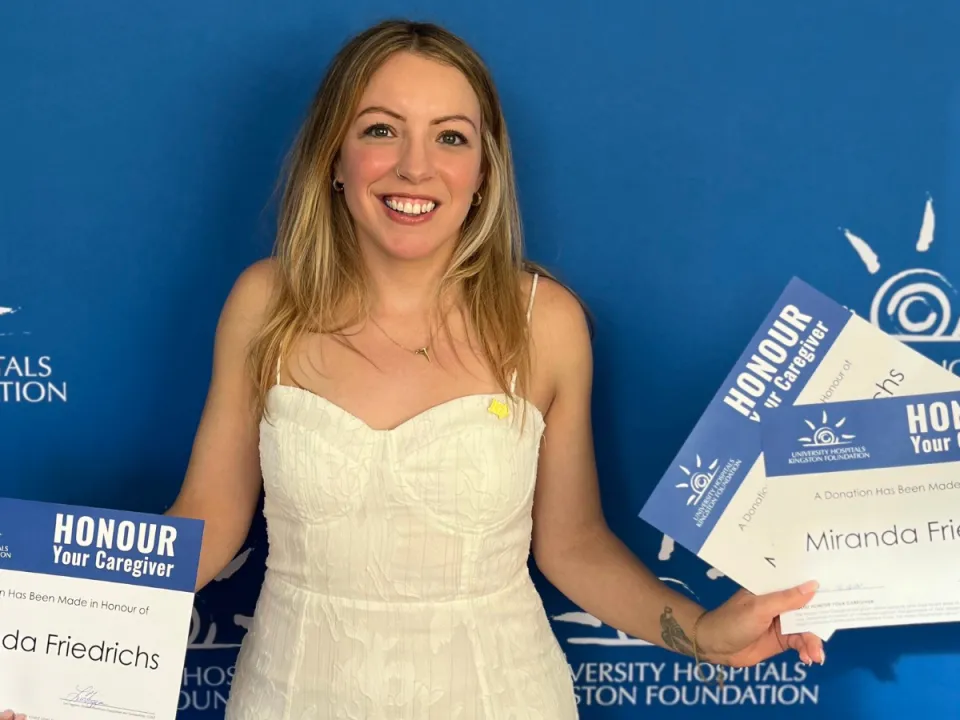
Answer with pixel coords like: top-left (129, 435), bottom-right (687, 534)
top-left (218, 257), bottom-right (279, 336)
top-left (524, 271), bottom-right (593, 392)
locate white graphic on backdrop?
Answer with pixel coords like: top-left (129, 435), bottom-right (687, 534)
top-left (0, 305), bottom-right (26, 336)
top-left (843, 195), bottom-right (960, 342)
top-left (0, 303), bottom-right (64, 403)
top-left (658, 534), bottom-right (725, 579)
top-left (187, 547), bottom-right (255, 650)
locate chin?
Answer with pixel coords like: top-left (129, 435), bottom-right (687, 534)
top-left (378, 234), bottom-right (450, 262)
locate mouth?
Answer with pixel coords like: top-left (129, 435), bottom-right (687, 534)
top-left (380, 195), bottom-right (439, 221)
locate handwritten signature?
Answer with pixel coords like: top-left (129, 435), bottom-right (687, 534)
top-left (64, 686), bottom-right (104, 708)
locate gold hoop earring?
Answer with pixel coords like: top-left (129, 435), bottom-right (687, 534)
top-left (472, 191), bottom-right (482, 207)
top-left (333, 179), bottom-right (344, 192)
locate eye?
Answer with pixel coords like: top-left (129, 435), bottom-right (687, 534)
top-left (438, 131), bottom-right (468, 146)
top-left (362, 123), bottom-right (395, 139)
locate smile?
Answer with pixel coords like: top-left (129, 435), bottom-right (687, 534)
top-left (382, 196), bottom-right (438, 217)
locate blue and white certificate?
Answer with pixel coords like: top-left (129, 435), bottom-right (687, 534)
top-left (638, 277), bottom-right (960, 639)
top-left (0, 498), bottom-right (202, 719)
top-left (761, 390), bottom-right (960, 633)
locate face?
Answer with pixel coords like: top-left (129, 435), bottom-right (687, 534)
top-left (335, 51), bottom-right (484, 263)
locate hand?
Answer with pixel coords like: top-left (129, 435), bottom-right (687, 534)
top-left (1, 710), bottom-right (26, 720)
top-left (695, 580), bottom-right (825, 668)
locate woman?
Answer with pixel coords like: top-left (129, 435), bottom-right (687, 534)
top-left (2, 18), bottom-right (823, 720)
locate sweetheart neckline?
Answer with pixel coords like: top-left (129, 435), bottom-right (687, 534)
top-left (267, 383), bottom-right (546, 434)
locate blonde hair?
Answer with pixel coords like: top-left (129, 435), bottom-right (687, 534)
top-left (248, 19), bottom-right (555, 418)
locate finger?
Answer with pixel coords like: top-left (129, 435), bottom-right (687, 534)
top-left (1, 710), bottom-right (13, 720)
top-left (773, 615), bottom-right (788, 653)
top-left (783, 632), bottom-right (813, 665)
top-left (760, 580), bottom-right (819, 615)
top-left (802, 632), bottom-right (825, 665)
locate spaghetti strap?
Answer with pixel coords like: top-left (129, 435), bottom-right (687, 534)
top-left (510, 273), bottom-right (540, 394)
top-left (525, 272), bottom-right (539, 322)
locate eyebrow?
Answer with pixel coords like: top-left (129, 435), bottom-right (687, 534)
top-left (356, 105), bottom-right (478, 131)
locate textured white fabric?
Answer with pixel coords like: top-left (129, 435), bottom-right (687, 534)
top-left (224, 276), bottom-right (580, 718)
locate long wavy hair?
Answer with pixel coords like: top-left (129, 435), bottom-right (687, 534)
top-left (248, 19), bottom-right (555, 419)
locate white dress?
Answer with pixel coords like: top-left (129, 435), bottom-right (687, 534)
top-left (225, 275), bottom-right (579, 719)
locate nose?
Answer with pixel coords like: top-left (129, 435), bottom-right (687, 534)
top-left (395, 136), bottom-right (435, 183)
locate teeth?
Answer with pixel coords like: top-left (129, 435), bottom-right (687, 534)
top-left (385, 197), bottom-right (436, 215)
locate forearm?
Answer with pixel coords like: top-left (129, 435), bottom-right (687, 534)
top-left (537, 525), bottom-right (708, 658)
top-left (165, 501), bottom-right (251, 592)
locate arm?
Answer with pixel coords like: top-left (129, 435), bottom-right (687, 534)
top-left (528, 280), bottom-right (823, 667)
top-left (165, 259), bottom-right (276, 591)
top-left (529, 279), bottom-right (706, 658)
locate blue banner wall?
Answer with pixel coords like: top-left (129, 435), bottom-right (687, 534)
top-left (3, 2), bottom-right (960, 717)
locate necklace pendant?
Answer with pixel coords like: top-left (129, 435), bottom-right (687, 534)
top-left (415, 347), bottom-right (430, 362)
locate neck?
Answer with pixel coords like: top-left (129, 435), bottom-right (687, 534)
top-left (362, 244), bottom-right (459, 320)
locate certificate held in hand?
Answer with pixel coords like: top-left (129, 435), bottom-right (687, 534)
top-left (761, 390), bottom-right (960, 634)
top-left (637, 276), bottom-right (960, 641)
top-left (0, 497), bottom-right (203, 720)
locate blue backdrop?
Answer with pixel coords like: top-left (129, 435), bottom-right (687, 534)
top-left (3, 1), bottom-right (960, 717)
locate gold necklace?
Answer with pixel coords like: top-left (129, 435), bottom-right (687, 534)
top-left (368, 316), bottom-right (432, 362)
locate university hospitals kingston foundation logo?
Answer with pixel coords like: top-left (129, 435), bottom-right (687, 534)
top-left (0, 302), bottom-right (67, 404)
top-left (788, 411), bottom-right (870, 467)
top-left (654, 453), bottom-right (744, 582)
top-left (675, 455), bottom-right (718, 506)
top-left (798, 410), bottom-right (854, 448)
top-left (672, 453), bottom-right (743, 529)
top-left (842, 194), bottom-right (960, 374)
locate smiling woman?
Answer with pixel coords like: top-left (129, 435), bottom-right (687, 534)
top-left (0, 17), bottom-right (827, 720)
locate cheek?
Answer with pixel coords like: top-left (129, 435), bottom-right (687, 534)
top-left (342, 144), bottom-right (396, 184)
top-left (438, 153), bottom-right (483, 197)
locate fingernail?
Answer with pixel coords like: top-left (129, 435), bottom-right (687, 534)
top-left (798, 580), bottom-right (819, 594)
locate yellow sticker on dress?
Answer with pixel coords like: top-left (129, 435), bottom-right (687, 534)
top-left (487, 398), bottom-right (510, 419)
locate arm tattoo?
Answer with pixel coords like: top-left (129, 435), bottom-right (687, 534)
top-left (659, 606), bottom-right (695, 656)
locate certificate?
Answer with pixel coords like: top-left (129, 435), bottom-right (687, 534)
top-left (638, 277), bottom-right (960, 639)
top-left (0, 497), bottom-right (202, 720)
top-left (761, 390), bottom-right (960, 633)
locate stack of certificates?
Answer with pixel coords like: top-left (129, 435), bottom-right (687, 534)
top-left (640, 277), bottom-right (960, 639)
